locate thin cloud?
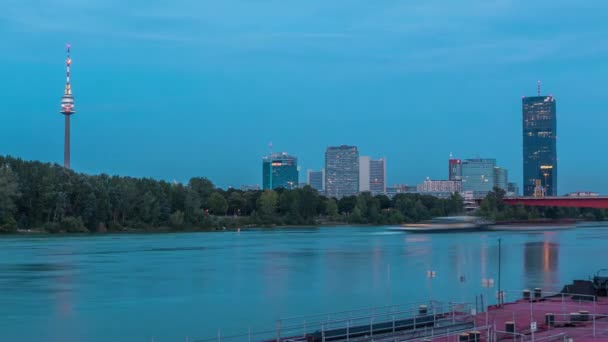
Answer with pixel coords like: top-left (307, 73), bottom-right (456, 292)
top-left (2, 0), bottom-right (607, 71)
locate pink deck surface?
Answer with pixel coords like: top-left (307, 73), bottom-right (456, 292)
top-left (431, 296), bottom-right (608, 341)
top-left (479, 297), bottom-right (608, 341)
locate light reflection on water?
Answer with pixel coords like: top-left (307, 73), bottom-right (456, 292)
top-left (0, 225), bottom-right (607, 341)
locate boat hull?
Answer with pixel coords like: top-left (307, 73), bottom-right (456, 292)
top-left (485, 220), bottom-right (577, 232)
top-left (484, 224), bottom-right (574, 232)
top-left (393, 223), bottom-right (483, 233)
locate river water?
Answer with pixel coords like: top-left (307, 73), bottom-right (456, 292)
top-left (1, 225), bottom-right (607, 341)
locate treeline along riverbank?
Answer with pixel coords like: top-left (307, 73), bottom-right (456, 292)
top-left (0, 155), bottom-right (465, 233)
top-left (0, 155), bottom-right (606, 234)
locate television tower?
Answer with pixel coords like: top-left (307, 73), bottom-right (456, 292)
top-left (60, 44), bottom-right (76, 169)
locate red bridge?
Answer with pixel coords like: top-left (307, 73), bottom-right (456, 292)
top-left (502, 196), bottom-right (608, 209)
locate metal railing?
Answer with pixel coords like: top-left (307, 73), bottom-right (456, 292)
top-left (490, 311), bottom-right (608, 341)
top-left (193, 301), bottom-right (474, 342)
top-left (193, 289), bottom-right (608, 342)
top-left (401, 324), bottom-right (493, 342)
top-left (495, 329), bottom-right (526, 342)
top-left (533, 333), bottom-right (567, 342)
top-left (498, 290), bottom-right (596, 304)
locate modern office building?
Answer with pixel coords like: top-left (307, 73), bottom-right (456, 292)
top-left (241, 184), bottom-right (260, 191)
top-left (461, 158), bottom-right (496, 198)
top-left (369, 158), bottom-right (386, 196)
top-left (417, 178), bottom-right (462, 198)
top-left (325, 145), bottom-right (359, 198)
top-left (262, 152), bottom-right (299, 190)
top-left (306, 169), bottom-right (324, 192)
top-left (417, 178), bottom-right (462, 193)
top-left (565, 191), bottom-right (599, 197)
top-left (507, 182), bottom-right (519, 197)
top-left (386, 185), bottom-right (403, 198)
top-left (493, 167), bottom-right (508, 191)
top-left (523, 84), bottom-right (557, 196)
top-left (359, 156), bottom-right (370, 192)
top-left (359, 157), bottom-right (386, 195)
top-left (385, 184), bottom-right (416, 198)
top-left (404, 185), bottom-right (417, 193)
top-left (449, 156), bottom-right (462, 181)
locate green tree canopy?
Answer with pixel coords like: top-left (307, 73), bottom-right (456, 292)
top-left (257, 190), bottom-right (278, 217)
top-left (0, 166), bottom-right (20, 231)
top-left (208, 193), bottom-right (228, 216)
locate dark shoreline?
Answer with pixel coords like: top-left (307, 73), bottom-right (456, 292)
top-left (6, 222), bottom-right (386, 236)
top-left (6, 220), bottom-right (606, 237)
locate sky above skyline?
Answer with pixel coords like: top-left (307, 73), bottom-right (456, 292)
top-left (2, 0), bottom-right (607, 193)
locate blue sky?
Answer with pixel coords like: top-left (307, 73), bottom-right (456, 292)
top-left (1, 0), bottom-right (607, 193)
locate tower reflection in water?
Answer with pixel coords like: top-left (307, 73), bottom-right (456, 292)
top-left (523, 236), bottom-right (560, 291)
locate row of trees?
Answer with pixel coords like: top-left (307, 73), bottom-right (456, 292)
top-left (0, 155), bottom-right (465, 233)
top-left (478, 187), bottom-right (608, 221)
top-left (5, 156), bottom-right (604, 234)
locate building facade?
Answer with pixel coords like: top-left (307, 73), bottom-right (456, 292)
top-left (240, 184), bottom-right (260, 191)
top-left (493, 166), bottom-right (508, 191)
top-left (523, 94), bottom-right (557, 196)
top-left (507, 182), bottom-right (519, 197)
top-left (262, 152), bottom-right (299, 190)
top-left (385, 184), bottom-right (417, 198)
top-left (359, 157), bottom-right (386, 195)
top-left (359, 156), bottom-right (370, 192)
top-left (417, 178), bottom-right (463, 193)
top-left (449, 158), bottom-right (462, 181)
top-left (325, 145), bottom-right (359, 198)
top-left (369, 158), bottom-right (386, 196)
top-left (565, 191), bottom-right (599, 197)
top-left (306, 169), bottom-right (325, 192)
top-left (461, 158), bottom-right (496, 198)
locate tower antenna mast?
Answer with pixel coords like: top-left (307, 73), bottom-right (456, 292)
top-left (60, 43), bottom-right (76, 169)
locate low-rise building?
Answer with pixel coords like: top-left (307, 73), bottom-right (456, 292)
top-left (565, 192), bottom-right (599, 197)
top-left (241, 184), bottom-right (260, 191)
top-left (417, 178), bottom-right (462, 193)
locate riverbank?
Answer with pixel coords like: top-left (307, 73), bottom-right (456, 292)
top-left (5, 221), bottom-right (374, 236)
top-left (6, 218), bottom-right (607, 236)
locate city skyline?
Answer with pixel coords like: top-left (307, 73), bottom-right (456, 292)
top-left (1, 1), bottom-right (607, 193)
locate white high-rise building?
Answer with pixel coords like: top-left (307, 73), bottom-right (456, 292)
top-left (359, 156), bottom-right (370, 192)
top-left (359, 156), bottom-right (386, 195)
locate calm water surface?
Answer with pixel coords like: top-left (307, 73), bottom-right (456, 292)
top-left (1, 225), bottom-right (608, 341)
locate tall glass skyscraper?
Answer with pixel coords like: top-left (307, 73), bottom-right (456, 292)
top-left (306, 169), bottom-right (324, 192)
top-left (522, 92), bottom-right (557, 196)
top-left (262, 152), bottom-right (298, 190)
top-left (369, 158), bottom-right (386, 196)
top-left (493, 166), bottom-right (508, 191)
top-left (461, 158), bottom-right (496, 198)
top-left (507, 182), bottom-right (519, 197)
top-left (325, 145), bottom-right (359, 198)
